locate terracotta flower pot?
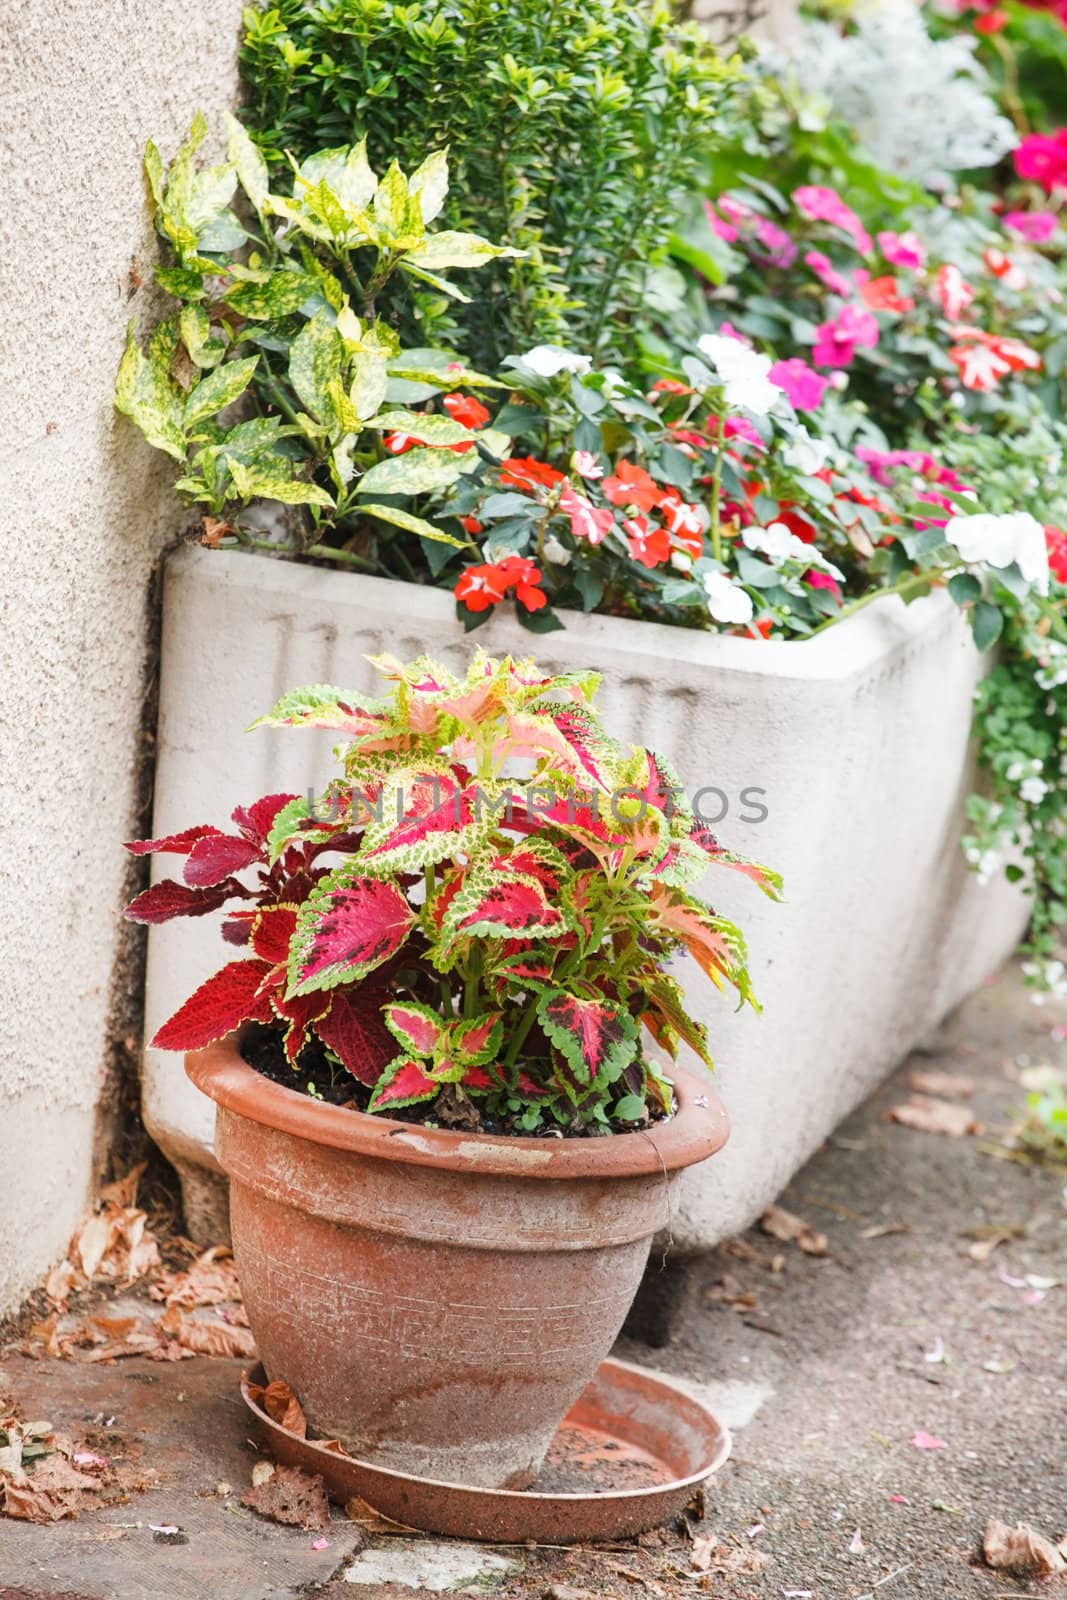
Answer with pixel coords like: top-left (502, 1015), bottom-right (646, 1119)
top-left (186, 1036), bottom-right (729, 1489)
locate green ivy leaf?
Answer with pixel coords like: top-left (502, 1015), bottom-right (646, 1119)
top-left (356, 447), bottom-right (473, 496)
top-left (225, 112), bottom-right (270, 214)
top-left (183, 356), bottom-right (260, 429)
top-left (289, 315), bottom-right (344, 426)
top-left (359, 503), bottom-right (470, 548)
top-left (114, 319), bottom-right (186, 461)
top-left (227, 458), bottom-right (334, 507)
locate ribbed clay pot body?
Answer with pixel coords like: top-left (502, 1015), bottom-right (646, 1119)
top-left (187, 1038), bottom-right (729, 1489)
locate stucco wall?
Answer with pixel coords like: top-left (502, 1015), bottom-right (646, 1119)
top-left (0, 1), bottom-right (244, 1313)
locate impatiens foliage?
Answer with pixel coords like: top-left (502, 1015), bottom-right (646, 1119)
top-left (129, 652), bottom-right (780, 1132)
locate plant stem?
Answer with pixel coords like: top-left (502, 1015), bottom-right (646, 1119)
top-left (708, 407), bottom-right (726, 565)
top-left (810, 572), bottom-right (933, 634)
top-left (305, 542), bottom-right (378, 572)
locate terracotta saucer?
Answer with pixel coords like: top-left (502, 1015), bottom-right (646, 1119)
top-left (241, 1357), bottom-right (731, 1543)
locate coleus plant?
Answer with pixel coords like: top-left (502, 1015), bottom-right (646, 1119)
top-left (127, 652), bottom-right (780, 1132)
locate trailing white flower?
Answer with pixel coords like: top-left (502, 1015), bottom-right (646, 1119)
top-left (1020, 776), bottom-right (1050, 805)
top-left (945, 511), bottom-right (1050, 595)
top-left (519, 345), bottom-right (591, 377)
top-left (703, 570), bottom-right (754, 624)
top-left (742, 521), bottom-right (844, 578)
top-left (766, 8), bottom-right (1015, 189)
top-left (696, 334), bottom-right (783, 416)
top-left (781, 425), bottom-right (833, 476)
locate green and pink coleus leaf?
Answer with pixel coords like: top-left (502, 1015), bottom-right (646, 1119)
top-left (360, 766), bottom-right (488, 874)
top-left (443, 870), bottom-right (570, 944)
top-left (251, 685), bottom-right (389, 737)
top-left (452, 1012), bottom-right (504, 1065)
top-left (383, 1000), bottom-right (444, 1057)
top-left (366, 1055), bottom-right (440, 1113)
top-left (151, 958), bottom-right (275, 1050)
top-left (537, 990), bottom-right (638, 1085)
top-left (288, 869), bottom-right (416, 997)
top-left (647, 885), bottom-right (755, 1003)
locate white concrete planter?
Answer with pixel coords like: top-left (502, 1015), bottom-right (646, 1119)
top-left (143, 547), bottom-right (1027, 1248)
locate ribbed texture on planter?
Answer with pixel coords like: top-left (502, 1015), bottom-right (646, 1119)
top-left (143, 547), bottom-right (1028, 1250)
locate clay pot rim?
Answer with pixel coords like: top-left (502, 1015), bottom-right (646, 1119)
top-left (186, 1033), bottom-right (728, 1180)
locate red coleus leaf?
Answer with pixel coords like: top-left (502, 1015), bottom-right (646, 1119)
top-left (454, 875), bottom-right (568, 938)
top-left (152, 959), bottom-right (274, 1051)
top-left (271, 986), bottom-right (332, 1064)
top-left (538, 991), bottom-right (637, 1084)
top-left (183, 833), bottom-right (262, 887)
top-left (384, 1002), bottom-right (444, 1057)
top-left (250, 905), bottom-right (299, 966)
top-left (460, 1062), bottom-right (496, 1092)
top-left (313, 989), bottom-right (395, 1087)
top-left (367, 1058), bottom-right (439, 1112)
top-left (125, 877), bottom-right (250, 925)
top-left (290, 877), bottom-right (415, 995)
top-left (124, 824), bottom-right (222, 857)
top-left (233, 793), bottom-right (300, 848)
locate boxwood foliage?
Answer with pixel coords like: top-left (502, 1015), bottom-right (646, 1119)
top-left (239, 0), bottom-right (746, 367)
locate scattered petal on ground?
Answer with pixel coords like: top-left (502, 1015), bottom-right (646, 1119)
top-left (759, 1204), bottom-right (828, 1255)
top-left (923, 1337), bottom-right (945, 1364)
top-left (890, 1096), bottom-right (980, 1137)
top-left (911, 1431), bottom-right (948, 1450)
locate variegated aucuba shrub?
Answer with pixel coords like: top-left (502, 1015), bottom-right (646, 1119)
top-left (127, 652), bottom-right (779, 1133)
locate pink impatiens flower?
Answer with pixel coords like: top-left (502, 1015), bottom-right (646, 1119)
top-left (877, 230), bottom-right (926, 270)
top-left (1003, 209), bottom-right (1057, 244)
top-left (559, 483), bottom-right (613, 546)
top-left (793, 185), bottom-right (873, 255)
top-left (1013, 130), bottom-right (1067, 193)
top-left (804, 249), bottom-right (853, 297)
top-left (756, 218), bottom-right (798, 269)
top-left (768, 357), bottom-right (829, 411)
top-left (932, 264), bottom-right (975, 320)
top-left (812, 304), bottom-right (879, 368)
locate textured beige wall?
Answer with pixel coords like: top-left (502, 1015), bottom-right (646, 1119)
top-left (0, 0), bottom-right (243, 1312)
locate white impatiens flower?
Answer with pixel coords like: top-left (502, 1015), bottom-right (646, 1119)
top-left (697, 334), bottom-right (783, 416)
top-left (781, 425), bottom-right (833, 476)
top-left (542, 534), bottom-right (572, 566)
top-left (519, 345), bottom-right (592, 377)
top-left (742, 522), bottom-right (844, 579)
top-left (945, 511), bottom-right (1049, 594)
top-left (1020, 776), bottom-right (1049, 805)
top-left (703, 570), bottom-right (754, 625)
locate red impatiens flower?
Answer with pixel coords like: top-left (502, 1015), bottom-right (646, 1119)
top-left (496, 555), bottom-right (547, 610)
top-left (948, 327), bottom-right (1042, 390)
top-left (459, 515), bottom-right (484, 535)
top-left (857, 274), bottom-right (915, 314)
top-left (602, 459), bottom-right (662, 512)
top-left (1046, 525), bottom-right (1067, 584)
top-left (442, 391), bottom-right (491, 429)
top-left (982, 248), bottom-right (1028, 291)
top-left (383, 431), bottom-right (418, 454)
top-left (932, 264), bottom-right (975, 320)
top-left (454, 556), bottom-right (547, 614)
top-left (623, 516), bottom-right (671, 569)
top-left (658, 491), bottom-right (705, 541)
top-left (650, 378), bottom-right (694, 397)
top-left (454, 564), bottom-right (510, 612)
top-left (559, 483), bottom-right (614, 546)
top-left (500, 456), bottom-right (566, 492)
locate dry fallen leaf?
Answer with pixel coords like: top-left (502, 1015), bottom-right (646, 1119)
top-left (247, 1378), bottom-right (307, 1439)
top-left (242, 1465), bottom-right (330, 1531)
top-left (907, 1068), bottom-right (975, 1100)
top-left (889, 1096), bottom-right (980, 1138)
top-left (759, 1204), bottom-right (828, 1256)
top-left (251, 1461), bottom-right (275, 1488)
top-left (688, 1532), bottom-right (717, 1572)
top-left (158, 1307), bottom-right (256, 1359)
top-left (982, 1518), bottom-right (1067, 1578)
top-left (345, 1495), bottom-right (414, 1534)
top-left (150, 1246), bottom-right (241, 1309)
